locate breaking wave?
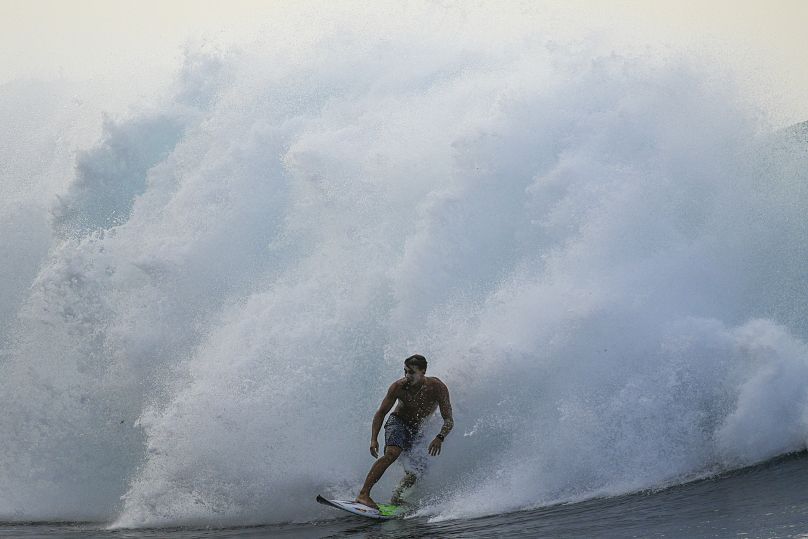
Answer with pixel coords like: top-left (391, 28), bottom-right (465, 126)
top-left (1, 3), bottom-right (807, 527)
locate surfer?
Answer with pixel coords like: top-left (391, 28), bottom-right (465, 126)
top-left (355, 354), bottom-right (454, 509)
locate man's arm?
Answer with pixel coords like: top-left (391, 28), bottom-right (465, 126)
top-left (429, 380), bottom-right (453, 456)
top-left (369, 381), bottom-right (399, 458)
top-left (437, 382), bottom-right (454, 438)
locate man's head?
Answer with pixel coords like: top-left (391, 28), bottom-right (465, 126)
top-left (404, 354), bottom-right (427, 384)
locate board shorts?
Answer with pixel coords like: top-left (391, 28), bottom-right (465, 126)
top-left (384, 413), bottom-right (429, 477)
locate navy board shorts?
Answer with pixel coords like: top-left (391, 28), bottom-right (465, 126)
top-left (384, 413), bottom-right (421, 451)
top-left (384, 413), bottom-right (429, 476)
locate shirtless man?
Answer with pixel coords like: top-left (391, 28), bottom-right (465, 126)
top-left (355, 354), bottom-right (453, 509)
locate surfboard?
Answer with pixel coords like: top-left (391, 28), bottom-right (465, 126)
top-left (316, 494), bottom-right (403, 520)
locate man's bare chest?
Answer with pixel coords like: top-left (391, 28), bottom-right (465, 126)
top-left (397, 383), bottom-right (436, 409)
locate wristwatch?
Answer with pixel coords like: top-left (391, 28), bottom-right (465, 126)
top-left (436, 434), bottom-right (445, 441)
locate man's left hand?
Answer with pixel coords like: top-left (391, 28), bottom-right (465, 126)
top-left (428, 437), bottom-right (443, 456)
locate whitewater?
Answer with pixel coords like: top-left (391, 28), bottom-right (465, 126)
top-left (1, 3), bottom-right (808, 533)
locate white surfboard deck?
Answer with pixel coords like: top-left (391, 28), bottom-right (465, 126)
top-left (316, 494), bottom-right (402, 520)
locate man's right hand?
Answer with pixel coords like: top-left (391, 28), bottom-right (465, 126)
top-left (370, 439), bottom-right (379, 458)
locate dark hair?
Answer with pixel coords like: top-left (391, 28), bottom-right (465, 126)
top-left (404, 354), bottom-right (428, 372)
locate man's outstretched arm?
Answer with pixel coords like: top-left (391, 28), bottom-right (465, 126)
top-left (369, 382), bottom-right (398, 458)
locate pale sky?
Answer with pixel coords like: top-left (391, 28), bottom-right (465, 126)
top-left (1, 0), bottom-right (807, 126)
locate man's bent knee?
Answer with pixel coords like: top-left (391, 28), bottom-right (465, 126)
top-left (382, 445), bottom-right (403, 462)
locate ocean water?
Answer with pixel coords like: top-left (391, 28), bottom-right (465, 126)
top-left (6, 453), bottom-right (808, 538)
top-left (2, 3), bottom-right (808, 536)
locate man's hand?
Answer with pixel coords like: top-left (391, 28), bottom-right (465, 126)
top-left (370, 439), bottom-right (379, 458)
top-left (428, 437), bottom-right (443, 456)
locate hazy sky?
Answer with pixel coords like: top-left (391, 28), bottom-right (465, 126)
top-left (2, 0), bottom-right (807, 126)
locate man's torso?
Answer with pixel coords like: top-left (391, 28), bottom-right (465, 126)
top-left (391, 376), bottom-right (441, 427)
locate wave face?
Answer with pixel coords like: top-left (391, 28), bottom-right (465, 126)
top-left (2, 4), bottom-right (808, 527)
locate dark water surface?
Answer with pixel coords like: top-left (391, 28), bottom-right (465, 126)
top-left (5, 452), bottom-right (808, 538)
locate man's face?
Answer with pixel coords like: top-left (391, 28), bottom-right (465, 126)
top-left (404, 363), bottom-right (425, 384)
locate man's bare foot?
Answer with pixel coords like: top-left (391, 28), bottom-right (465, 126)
top-left (355, 493), bottom-right (379, 509)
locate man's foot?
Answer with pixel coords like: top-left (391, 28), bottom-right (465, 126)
top-left (355, 493), bottom-right (379, 509)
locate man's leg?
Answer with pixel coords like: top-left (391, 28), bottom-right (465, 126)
top-left (391, 440), bottom-right (428, 504)
top-left (356, 445), bottom-right (403, 509)
top-left (391, 471), bottom-right (417, 504)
